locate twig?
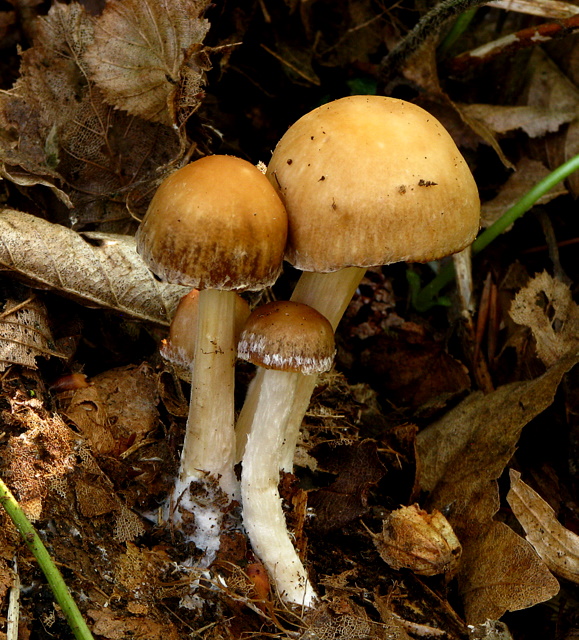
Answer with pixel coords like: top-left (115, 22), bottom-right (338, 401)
top-left (378, 0), bottom-right (490, 84)
top-left (0, 477), bottom-right (95, 640)
top-left (447, 14), bottom-right (579, 73)
top-left (6, 556), bottom-right (19, 640)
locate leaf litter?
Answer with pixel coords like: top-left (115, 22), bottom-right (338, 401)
top-left (2, 0), bottom-right (579, 638)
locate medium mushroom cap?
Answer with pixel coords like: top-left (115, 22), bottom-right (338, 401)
top-left (238, 301), bottom-right (335, 375)
top-left (267, 95), bottom-right (480, 272)
top-left (136, 155), bottom-right (288, 290)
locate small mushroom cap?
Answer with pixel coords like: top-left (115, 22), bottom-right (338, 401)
top-left (136, 155), bottom-right (288, 290)
top-left (266, 95), bottom-right (480, 272)
top-left (161, 289), bottom-right (250, 380)
top-left (238, 301), bottom-right (335, 375)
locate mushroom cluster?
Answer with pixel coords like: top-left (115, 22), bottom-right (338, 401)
top-left (136, 154), bottom-right (287, 561)
top-left (136, 95), bottom-right (480, 606)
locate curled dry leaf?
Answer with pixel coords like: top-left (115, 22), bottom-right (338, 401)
top-left (416, 354), bottom-right (577, 622)
top-left (85, 0), bottom-right (211, 126)
top-left (369, 504), bottom-right (462, 576)
top-left (508, 469), bottom-right (579, 583)
top-left (461, 103), bottom-right (577, 139)
top-left (0, 297), bottom-right (65, 371)
top-left (459, 521), bottom-right (559, 624)
top-left (0, 209), bottom-right (187, 325)
top-left (488, 0), bottom-right (579, 19)
top-left (509, 271), bottom-right (579, 366)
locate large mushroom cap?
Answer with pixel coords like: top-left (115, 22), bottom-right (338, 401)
top-left (137, 155), bottom-right (288, 291)
top-left (238, 301), bottom-right (335, 375)
top-left (267, 95), bottom-right (480, 272)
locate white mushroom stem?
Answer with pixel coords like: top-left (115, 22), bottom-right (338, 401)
top-left (170, 288), bottom-right (238, 560)
top-left (241, 368), bottom-right (318, 608)
top-left (236, 266), bottom-right (365, 469)
top-left (452, 246), bottom-right (475, 321)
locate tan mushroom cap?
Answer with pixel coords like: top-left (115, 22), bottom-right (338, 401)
top-left (238, 301), bottom-right (335, 375)
top-left (266, 95), bottom-right (480, 273)
top-left (136, 155), bottom-right (288, 290)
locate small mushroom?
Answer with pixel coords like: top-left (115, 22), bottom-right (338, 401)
top-left (238, 300), bottom-right (335, 607)
top-left (136, 155), bottom-right (287, 558)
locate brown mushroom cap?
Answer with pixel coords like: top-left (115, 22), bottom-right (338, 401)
top-left (266, 95), bottom-right (480, 272)
top-left (238, 301), bottom-right (335, 375)
top-left (136, 155), bottom-right (288, 290)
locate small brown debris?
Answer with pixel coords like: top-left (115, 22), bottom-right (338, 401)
top-left (368, 504), bottom-right (462, 576)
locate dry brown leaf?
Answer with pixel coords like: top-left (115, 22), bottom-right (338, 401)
top-left (0, 209), bottom-right (187, 325)
top-left (525, 50), bottom-right (579, 196)
top-left (461, 103), bottom-right (576, 139)
top-left (508, 469), bottom-right (579, 583)
top-left (509, 271), bottom-right (579, 366)
top-left (0, 297), bottom-right (65, 371)
top-left (85, 0), bottom-right (210, 126)
top-left (459, 521), bottom-right (559, 624)
top-left (369, 504), bottom-right (461, 576)
top-left (416, 352), bottom-right (579, 539)
top-left (481, 158), bottom-right (567, 229)
top-left (65, 364), bottom-right (160, 456)
top-left (0, 161), bottom-right (73, 208)
top-left (0, 3), bottom-right (183, 227)
top-left (87, 608), bottom-right (180, 640)
top-left (488, 0), bottom-right (579, 18)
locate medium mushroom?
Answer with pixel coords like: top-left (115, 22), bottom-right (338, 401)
top-left (238, 300), bottom-right (335, 607)
top-left (236, 95), bottom-right (480, 470)
top-left (136, 155), bottom-right (287, 558)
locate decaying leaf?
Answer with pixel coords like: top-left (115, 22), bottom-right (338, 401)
top-left (5, 407), bottom-right (76, 521)
top-left (0, 209), bottom-right (187, 325)
top-left (0, 297), bottom-right (65, 371)
top-left (85, 0), bottom-right (211, 126)
top-left (87, 607), bottom-right (180, 640)
top-left (416, 352), bottom-right (579, 537)
top-left (461, 103), bottom-right (576, 139)
top-left (508, 469), bottom-right (579, 583)
top-left (308, 440), bottom-right (386, 532)
top-left (416, 354), bottom-right (578, 623)
top-left (459, 521), bottom-right (559, 624)
top-left (369, 504), bottom-right (461, 576)
top-left (0, 2), bottom-right (183, 227)
top-left (509, 271), bottom-right (579, 366)
top-left (64, 364), bottom-right (160, 456)
top-left (525, 49), bottom-right (579, 197)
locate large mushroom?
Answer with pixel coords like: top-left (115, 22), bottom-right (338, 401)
top-left (136, 155), bottom-right (287, 558)
top-left (238, 300), bottom-right (335, 607)
top-left (236, 95), bottom-right (480, 471)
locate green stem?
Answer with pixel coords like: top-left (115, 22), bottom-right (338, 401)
top-left (438, 7), bottom-right (478, 56)
top-left (413, 153), bottom-right (579, 311)
top-left (0, 477), bottom-right (95, 640)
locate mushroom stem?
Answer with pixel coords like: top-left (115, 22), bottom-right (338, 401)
top-left (235, 267), bottom-right (365, 469)
top-left (241, 368), bottom-right (317, 608)
top-left (170, 288), bottom-right (238, 561)
top-left (180, 288), bottom-right (237, 496)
